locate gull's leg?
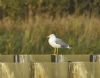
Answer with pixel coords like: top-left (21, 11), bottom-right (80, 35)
top-left (55, 48), bottom-right (57, 54)
top-left (53, 48), bottom-right (56, 55)
top-left (57, 48), bottom-right (59, 55)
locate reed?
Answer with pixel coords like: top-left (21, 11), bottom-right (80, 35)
top-left (0, 14), bottom-right (100, 54)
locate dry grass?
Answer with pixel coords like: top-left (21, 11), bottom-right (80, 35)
top-left (0, 14), bottom-right (100, 54)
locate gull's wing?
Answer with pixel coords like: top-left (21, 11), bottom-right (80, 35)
top-left (55, 38), bottom-right (69, 48)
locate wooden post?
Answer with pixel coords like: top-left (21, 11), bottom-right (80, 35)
top-left (51, 54), bottom-right (64, 62)
top-left (30, 63), bottom-right (34, 78)
top-left (90, 55), bottom-right (97, 78)
top-left (90, 55), bottom-right (97, 62)
top-left (97, 55), bottom-right (100, 62)
top-left (68, 61), bottom-right (73, 78)
top-left (13, 54), bottom-right (20, 63)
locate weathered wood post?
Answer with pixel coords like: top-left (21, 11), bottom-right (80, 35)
top-left (97, 55), bottom-right (100, 62)
top-left (68, 61), bottom-right (73, 78)
top-left (14, 55), bottom-right (33, 63)
top-left (13, 55), bottom-right (34, 78)
top-left (51, 54), bottom-right (66, 78)
top-left (90, 55), bottom-right (97, 62)
top-left (89, 55), bottom-right (97, 78)
top-left (13, 54), bottom-right (20, 63)
top-left (51, 54), bottom-right (64, 62)
top-left (30, 63), bottom-right (35, 78)
top-left (51, 54), bottom-right (74, 78)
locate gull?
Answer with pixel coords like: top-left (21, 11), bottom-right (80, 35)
top-left (47, 34), bottom-right (71, 55)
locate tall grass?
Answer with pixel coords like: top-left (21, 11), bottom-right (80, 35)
top-left (0, 14), bottom-right (100, 54)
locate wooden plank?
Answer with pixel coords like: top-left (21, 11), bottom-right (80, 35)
top-left (1, 63), bottom-right (31, 78)
top-left (0, 55), bottom-right (13, 62)
top-left (34, 63), bottom-right (68, 78)
top-left (95, 63), bottom-right (100, 78)
top-left (0, 55), bottom-right (93, 62)
top-left (0, 62), bottom-right (100, 78)
top-left (0, 63), bottom-right (1, 78)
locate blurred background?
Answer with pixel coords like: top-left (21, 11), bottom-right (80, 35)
top-left (0, 0), bottom-right (100, 54)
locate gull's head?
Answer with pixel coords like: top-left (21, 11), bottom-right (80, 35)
top-left (47, 34), bottom-right (56, 38)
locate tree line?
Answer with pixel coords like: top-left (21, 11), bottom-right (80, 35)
top-left (0, 0), bottom-right (100, 20)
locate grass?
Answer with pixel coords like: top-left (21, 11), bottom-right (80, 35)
top-left (0, 14), bottom-right (100, 54)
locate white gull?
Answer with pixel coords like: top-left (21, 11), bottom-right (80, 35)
top-left (48, 34), bottom-right (71, 54)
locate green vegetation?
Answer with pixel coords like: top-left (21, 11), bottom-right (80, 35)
top-left (0, 0), bottom-right (100, 54)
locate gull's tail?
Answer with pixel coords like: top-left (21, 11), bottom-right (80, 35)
top-left (67, 45), bottom-right (72, 49)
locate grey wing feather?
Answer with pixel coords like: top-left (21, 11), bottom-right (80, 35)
top-left (55, 38), bottom-right (68, 48)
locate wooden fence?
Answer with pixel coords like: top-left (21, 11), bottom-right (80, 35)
top-left (0, 55), bottom-right (100, 78)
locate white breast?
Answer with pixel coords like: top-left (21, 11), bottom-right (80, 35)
top-left (48, 37), bottom-right (61, 48)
